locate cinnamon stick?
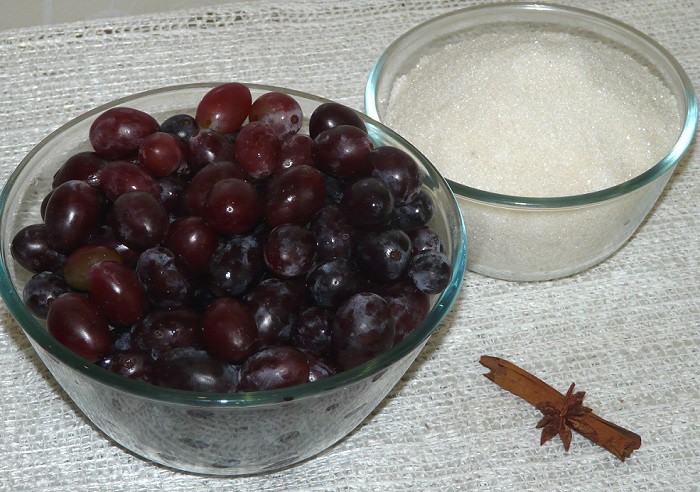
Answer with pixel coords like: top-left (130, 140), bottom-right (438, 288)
top-left (480, 355), bottom-right (641, 461)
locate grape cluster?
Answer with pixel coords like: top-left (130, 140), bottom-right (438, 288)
top-left (11, 83), bottom-right (453, 393)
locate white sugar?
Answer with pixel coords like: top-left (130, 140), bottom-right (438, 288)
top-left (385, 29), bottom-right (680, 197)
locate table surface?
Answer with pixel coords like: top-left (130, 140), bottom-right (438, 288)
top-left (0, 1), bottom-right (698, 490)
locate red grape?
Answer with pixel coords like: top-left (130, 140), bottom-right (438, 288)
top-left (131, 309), bottom-right (204, 357)
top-left (136, 247), bottom-right (194, 309)
top-left (165, 216), bottom-right (218, 274)
top-left (11, 224), bottom-right (66, 273)
top-left (239, 346), bottom-right (309, 391)
top-left (235, 121), bottom-right (281, 180)
top-left (205, 178), bottom-right (261, 235)
top-left (100, 160), bottom-right (162, 201)
top-left (64, 244), bottom-right (122, 291)
top-left (52, 152), bottom-right (105, 188)
top-left (332, 293), bottom-right (395, 371)
top-left (89, 107), bottom-right (159, 159)
top-left (195, 82), bottom-right (252, 133)
top-left (186, 129), bottom-right (237, 174)
top-left (369, 146), bottom-right (422, 205)
top-left (23, 272), bottom-right (71, 319)
top-left (277, 134), bottom-right (315, 173)
top-left (184, 160), bottom-right (249, 217)
top-left (202, 298), bottom-right (258, 363)
top-left (309, 102), bottom-right (366, 139)
top-left (313, 125), bottom-right (373, 177)
top-left (263, 225), bottom-right (316, 278)
top-left (88, 261), bottom-right (146, 326)
top-left (44, 180), bottom-right (100, 254)
top-left (249, 91), bottom-right (303, 140)
top-left (263, 165), bottom-right (326, 227)
top-left (47, 293), bottom-right (111, 362)
top-left (138, 132), bottom-right (185, 177)
top-left (109, 191), bottom-right (169, 251)
top-left (380, 279), bottom-right (430, 343)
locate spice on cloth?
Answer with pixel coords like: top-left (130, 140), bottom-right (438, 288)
top-left (480, 355), bottom-right (642, 461)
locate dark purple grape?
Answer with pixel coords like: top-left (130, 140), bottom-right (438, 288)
top-left (136, 247), bottom-right (193, 309)
top-left (89, 107), bottom-right (159, 160)
top-left (331, 293), bottom-right (395, 371)
top-left (392, 189), bottom-right (434, 230)
top-left (309, 102), bottom-right (366, 139)
top-left (87, 226), bottom-right (140, 269)
top-left (239, 346), bottom-right (309, 391)
top-left (205, 178), bottom-right (261, 235)
top-left (245, 278), bottom-right (303, 346)
top-left (131, 309), bottom-right (204, 358)
top-left (11, 224), bottom-right (66, 273)
top-left (52, 152), bottom-right (105, 188)
top-left (160, 114), bottom-right (198, 141)
top-left (192, 283), bottom-right (217, 312)
top-left (234, 121), bottom-right (280, 180)
top-left (341, 177), bottom-right (394, 228)
top-left (277, 134), bottom-right (315, 173)
top-left (138, 132), bottom-right (184, 177)
top-left (263, 165), bottom-right (326, 228)
top-left (208, 235), bottom-right (263, 297)
top-left (88, 261), bottom-right (146, 326)
top-left (44, 180), bottom-right (100, 254)
top-left (313, 125), bottom-right (373, 177)
top-left (291, 307), bottom-right (333, 356)
top-left (186, 129), bottom-right (237, 174)
top-left (354, 229), bottom-right (412, 284)
top-left (306, 259), bottom-right (360, 308)
top-left (369, 146), bottom-right (422, 205)
top-left (47, 293), bottom-right (111, 362)
top-left (408, 251), bottom-right (452, 295)
top-left (22, 272), bottom-right (71, 318)
top-left (407, 226), bottom-right (445, 254)
top-left (165, 216), bottom-right (218, 274)
top-left (203, 298), bottom-right (258, 363)
top-left (64, 244), bottom-right (122, 291)
top-left (109, 191), bottom-right (169, 251)
top-left (323, 175), bottom-right (346, 204)
top-left (184, 160), bottom-right (250, 216)
top-left (108, 350), bottom-right (154, 382)
top-left (157, 174), bottom-right (188, 217)
top-left (301, 349), bottom-right (337, 382)
top-left (40, 190), bottom-right (53, 221)
top-left (100, 160), bottom-right (162, 201)
top-left (154, 347), bottom-right (239, 392)
top-left (310, 205), bottom-right (353, 261)
top-left (263, 225), bottom-right (316, 278)
top-left (249, 92), bottom-right (303, 140)
top-left (380, 278), bottom-right (430, 343)
top-left (196, 82), bottom-right (252, 133)
top-left (113, 331), bottom-right (132, 351)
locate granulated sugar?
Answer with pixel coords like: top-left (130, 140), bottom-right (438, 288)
top-left (385, 29), bottom-right (680, 197)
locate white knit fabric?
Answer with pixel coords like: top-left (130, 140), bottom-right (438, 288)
top-left (0, 1), bottom-right (698, 489)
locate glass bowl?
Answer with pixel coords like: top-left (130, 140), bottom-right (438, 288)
top-left (0, 83), bottom-right (467, 475)
top-left (365, 3), bottom-right (697, 281)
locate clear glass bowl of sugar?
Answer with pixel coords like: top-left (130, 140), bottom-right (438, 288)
top-left (366, 3), bottom-right (697, 281)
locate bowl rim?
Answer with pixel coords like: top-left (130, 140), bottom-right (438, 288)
top-left (365, 2), bottom-right (698, 209)
top-left (0, 82), bottom-right (468, 407)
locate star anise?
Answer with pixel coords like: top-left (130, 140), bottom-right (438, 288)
top-left (480, 356), bottom-right (641, 460)
top-left (535, 383), bottom-right (592, 451)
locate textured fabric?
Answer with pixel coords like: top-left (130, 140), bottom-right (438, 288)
top-left (0, 0), bottom-right (698, 489)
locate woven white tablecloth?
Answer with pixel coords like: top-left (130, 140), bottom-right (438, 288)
top-left (1, 1), bottom-right (698, 490)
